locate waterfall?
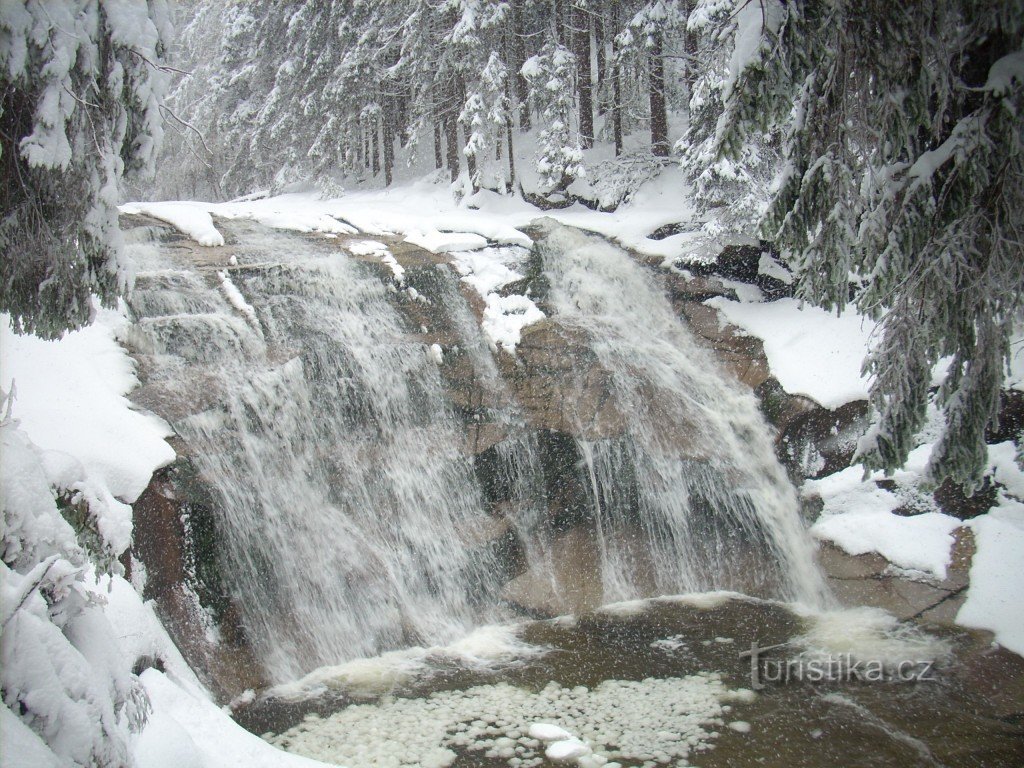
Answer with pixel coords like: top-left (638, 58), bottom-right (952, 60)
top-left (127, 221), bottom-right (503, 682)
top-left (124, 215), bottom-right (828, 683)
top-left (534, 219), bottom-right (830, 607)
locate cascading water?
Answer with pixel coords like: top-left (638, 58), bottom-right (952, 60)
top-left (429, 266), bottom-right (552, 579)
top-left (533, 219), bottom-right (830, 607)
top-left (124, 214), bottom-right (829, 684)
top-left (126, 221), bottom-right (504, 681)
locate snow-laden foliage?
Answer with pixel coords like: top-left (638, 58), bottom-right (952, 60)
top-left (461, 51), bottom-right (512, 192)
top-left (155, 1), bottom-right (692, 201)
top-left (677, 0), bottom-right (779, 235)
top-left (718, 0), bottom-right (1024, 490)
top-left (588, 152), bottom-right (668, 210)
top-left (522, 42), bottom-right (585, 192)
top-left (0, 0), bottom-right (172, 339)
top-left (1, 394), bottom-right (149, 767)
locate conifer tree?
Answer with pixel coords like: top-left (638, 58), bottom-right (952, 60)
top-left (717, 0), bottom-right (1024, 488)
top-left (522, 42), bottom-right (585, 192)
top-left (1, 0), bottom-right (173, 338)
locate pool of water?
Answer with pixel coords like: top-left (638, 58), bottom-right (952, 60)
top-left (238, 595), bottom-right (1023, 768)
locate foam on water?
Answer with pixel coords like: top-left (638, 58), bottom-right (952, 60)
top-left (791, 605), bottom-right (952, 669)
top-left (271, 676), bottom-right (756, 768)
top-left (269, 624), bottom-right (545, 702)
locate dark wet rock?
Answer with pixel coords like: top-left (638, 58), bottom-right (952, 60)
top-left (662, 268), bottom-right (737, 303)
top-left (648, 222), bottom-right (688, 240)
top-left (497, 321), bottom-right (626, 439)
top-left (132, 459), bottom-right (266, 700)
top-left (988, 388), bottom-right (1024, 444)
top-left (683, 242), bottom-right (794, 300)
top-left (503, 525), bottom-right (608, 616)
top-left (778, 399), bottom-right (872, 481)
top-left (755, 378), bottom-right (821, 435)
top-left (679, 301), bottom-right (771, 390)
top-left (499, 242), bottom-right (550, 302)
top-left (933, 475), bottom-right (1000, 520)
top-left (814, 528), bottom-right (974, 626)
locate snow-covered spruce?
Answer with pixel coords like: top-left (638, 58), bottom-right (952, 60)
top-left (0, 0), bottom-right (172, 338)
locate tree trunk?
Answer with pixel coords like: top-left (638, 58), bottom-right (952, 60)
top-left (683, 0), bottom-right (697, 96)
top-left (573, 2), bottom-right (594, 148)
top-left (434, 123), bottom-right (443, 169)
top-left (466, 150), bottom-right (479, 193)
top-left (507, 122), bottom-right (516, 189)
top-left (383, 117), bottom-right (394, 187)
top-left (649, 34), bottom-right (669, 157)
top-left (371, 118), bottom-right (380, 177)
top-left (511, 0), bottom-right (531, 130)
top-left (445, 109), bottom-right (460, 184)
top-left (595, 1), bottom-right (607, 112)
top-left (612, 4), bottom-right (623, 157)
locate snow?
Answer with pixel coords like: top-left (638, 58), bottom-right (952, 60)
top-left (121, 201), bottom-right (225, 246)
top-left (529, 723), bottom-right (574, 742)
top-left (811, 503), bottom-right (960, 579)
top-left (217, 270), bottom-right (262, 332)
top-left (805, 439), bottom-right (965, 579)
top-left (1, 706), bottom-right (60, 768)
top-left (482, 294), bottom-right (546, 353)
top-left (546, 737), bottom-right (591, 761)
top-left (139, 670), bottom-right (330, 768)
top-left (1, 305), bottom-right (175, 553)
top-left (706, 296), bottom-right (876, 408)
top-left (958, 501), bottom-right (1024, 655)
top-left (804, 413), bottom-right (1024, 656)
top-left (723, 1), bottom-right (782, 102)
top-left (989, 441), bottom-right (1024, 498)
top-left (451, 248), bottom-right (524, 295)
top-left (405, 229), bottom-right (489, 253)
top-left (983, 50), bottom-right (1024, 95)
top-left (447, 245), bottom-right (544, 354)
top-left (757, 251), bottom-right (793, 284)
top-left (1008, 333), bottom-right (1024, 392)
top-left (98, 574), bottom-right (200, 689)
top-left (347, 239), bottom-right (389, 256)
top-left (130, 164), bottom-right (715, 266)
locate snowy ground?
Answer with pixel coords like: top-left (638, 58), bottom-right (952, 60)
top-left (1, 306), bottom-right (334, 768)
top-left (706, 290), bottom-right (1024, 655)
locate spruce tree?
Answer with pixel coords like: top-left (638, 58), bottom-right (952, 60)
top-left (1, 0), bottom-right (172, 338)
top-left (717, 0), bottom-right (1024, 489)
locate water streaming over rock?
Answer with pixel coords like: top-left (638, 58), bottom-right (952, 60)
top-left (534, 219), bottom-right (829, 606)
top-left (127, 221), bottom-right (503, 681)
top-left (124, 216), bottom-right (828, 683)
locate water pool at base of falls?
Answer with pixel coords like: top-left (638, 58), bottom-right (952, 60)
top-left (241, 594), bottom-right (1021, 768)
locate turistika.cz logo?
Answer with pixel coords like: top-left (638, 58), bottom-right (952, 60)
top-left (738, 642), bottom-right (938, 690)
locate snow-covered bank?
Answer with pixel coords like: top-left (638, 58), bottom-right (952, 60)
top-left (706, 297), bottom-right (875, 409)
top-left (0, 304), bottom-right (332, 767)
top-left (123, 165), bottom-right (739, 265)
top-left (1, 305), bottom-right (175, 507)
